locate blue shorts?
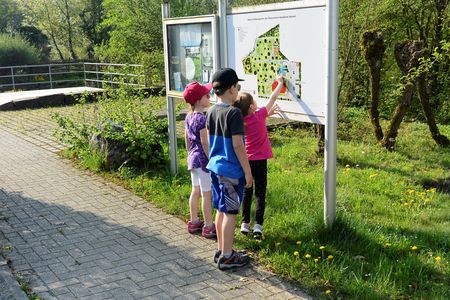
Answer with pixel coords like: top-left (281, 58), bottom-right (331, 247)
top-left (210, 171), bottom-right (245, 215)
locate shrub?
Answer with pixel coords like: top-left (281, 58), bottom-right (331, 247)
top-left (0, 34), bottom-right (41, 66)
top-left (52, 84), bottom-right (168, 171)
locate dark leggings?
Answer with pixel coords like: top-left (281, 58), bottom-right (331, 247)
top-left (242, 159), bottom-right (267, 225)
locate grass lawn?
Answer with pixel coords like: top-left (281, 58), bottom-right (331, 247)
top-left (63, 102), bottom-right (449, 299)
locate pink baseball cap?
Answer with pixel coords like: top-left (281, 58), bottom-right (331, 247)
top-left (183, 82), bottom-right (213, 105)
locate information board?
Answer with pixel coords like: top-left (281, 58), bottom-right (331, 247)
top-left (227, 1), bottom-right (326, 124)
top-left (164, 16), bottom-right (218, 95)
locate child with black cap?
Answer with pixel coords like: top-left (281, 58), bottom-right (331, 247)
top-left (206, 68), bottom-right (253, 270)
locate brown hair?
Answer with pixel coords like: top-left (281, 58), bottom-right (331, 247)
top-left (233, 92), bottom-right (254, 116)
top-left (188, 103), bottom-right (195, 114)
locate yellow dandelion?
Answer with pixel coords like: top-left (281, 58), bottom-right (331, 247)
top-left (294, 251), bottom-right (299, 256)
top-left (296, 241), bottom-right (302, 245)
top-left (435, 256), bottom-right (442, 261)
top-left (314, 258), bottom-right (319, 262)
top-left (403, 202), bottom-right (409, 207)
top-left (327, 255), bottom-right (334, 260)
top-left (428, 188), bottom-right (436, 193)
top-left (325, 290), bottom-right (332, 295)
top-left (384, 243), bottom-right (392, 248)
top-left (320, 246), bottom-right (325, 250)
top-left (369, 173), bottom-right (378, 179)
top-left (305, 254), bottom-right (311, 259)
top-left (411, 245), bottom-right (418, 251)
top-left (407, 189), bottom-right (415, 195)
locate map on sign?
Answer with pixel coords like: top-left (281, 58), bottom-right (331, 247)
top-left (227, 2), bottom-right (326, 123)
top-left (242, 25), bottom-right (301, 101)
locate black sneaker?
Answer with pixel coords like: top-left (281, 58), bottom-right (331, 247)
top-left (214, 249), bottom-right (246, 263)
top-left (217, 250), bottom-right (250, 270)
top-left (213, 250), bottom-right (221, 264)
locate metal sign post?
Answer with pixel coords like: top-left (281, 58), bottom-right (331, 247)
top-left (218, 0), bottom-right (228, 68)
top-left (162, 2), bottom-right (178, 174)
top-left (324, 0), bottom-right (339, 227)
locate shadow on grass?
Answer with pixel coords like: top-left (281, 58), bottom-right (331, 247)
top-left (421, 176), bottom-right (450, 195)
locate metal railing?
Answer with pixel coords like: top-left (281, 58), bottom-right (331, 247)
top-left (0, 62), bottom-right (146, 92)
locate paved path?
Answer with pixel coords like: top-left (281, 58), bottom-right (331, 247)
top-left (0, 109), bottom-right (310, 299)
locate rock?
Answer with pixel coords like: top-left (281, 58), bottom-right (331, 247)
top-left (89, 122), bottom-right (131, 170)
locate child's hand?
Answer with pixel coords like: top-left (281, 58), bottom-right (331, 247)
top-left (276, 74), bottom-right (285, 85)
top-left (268, 104), bottom-right (280, 116)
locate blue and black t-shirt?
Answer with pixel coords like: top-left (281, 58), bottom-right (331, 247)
top-left (206, 102), bottom-right (245, 179)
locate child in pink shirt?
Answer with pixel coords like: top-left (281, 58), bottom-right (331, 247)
top-left (233, 75), bottom-right (284, 239)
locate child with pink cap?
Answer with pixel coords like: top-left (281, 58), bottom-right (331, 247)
top-left (183, 82), bottom-right (216, 238)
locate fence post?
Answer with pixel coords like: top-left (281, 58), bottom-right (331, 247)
top-left (83, 63), bottom-right (87, 87)
top-left (49, 65), bottom-right (53, 88)
top-left (11, 67), bottom-right (15, 90)
top-left (95, 64), bottom-right (100, 88)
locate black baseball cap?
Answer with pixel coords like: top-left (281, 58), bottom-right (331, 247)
top-left (211, 68), bottom-right (244, 89)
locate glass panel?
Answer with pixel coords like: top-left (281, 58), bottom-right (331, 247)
top-left (167, 22), bottom-right (213, 91)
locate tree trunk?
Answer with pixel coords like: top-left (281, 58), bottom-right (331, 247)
top-left (416, 74), bottom-right (450, 146)
top-left (382, 40), bottom-right (419, 150)
top-left (64, 0), bottom-right (78, 60)
top-left (360, 31), bottom-right (385, 143)
top-left (316, 124), bottom-right (325, 156)
top-left (382, 83), bottom-right (414, 150)
top-left (44, 3), bottom-right (64, 61)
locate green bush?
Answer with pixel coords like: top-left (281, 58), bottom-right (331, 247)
top-left (0, 34), bottom-right (41, 66)
top-left (140, 50), bottom-right (165, 87)
top-left (52, 84), bottom-right (168, 171)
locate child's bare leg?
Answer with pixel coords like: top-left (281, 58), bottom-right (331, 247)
top-left (222, 213), bottom-right (237, 254)
top-left (189, 186), bottom-right (200, 221)
top-left (215, 211), bottom-right (224, 251)
top-left (201, 190), bottom-right (213, 227)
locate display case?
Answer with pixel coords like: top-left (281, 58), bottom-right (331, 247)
top-left (163, 16), bottom-right (218, 96)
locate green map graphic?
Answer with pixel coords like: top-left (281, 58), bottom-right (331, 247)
top-left (242, 25), bottom-right (301, 100)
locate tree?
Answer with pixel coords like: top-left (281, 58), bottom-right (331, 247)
top-left (80, 0), bottom-right (108, 60)
top-left (20, 0), bottom-right (88, 61)
top-left (0, 0), bottom-right (22, 33)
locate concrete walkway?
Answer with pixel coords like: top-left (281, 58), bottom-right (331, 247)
top-left (0, 87), bottom-right (103, 105)
top-left (0, 112), bottom-right (310, 299)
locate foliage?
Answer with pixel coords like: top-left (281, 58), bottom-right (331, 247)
top-left (52, 84), bottom-right (168, 171)
top-left (339, 0), bottom-right (450, 124)
top-left (79, 0), bottom-right (108, 59)
top-left (0, 0), bottom-right (22, 33)
top-left (95, 0), bottom-right (163, 62)
top-left (18, 25), bottom-right (51, 61)
top-left (0, 33), bottom-right (41, 66)
top-left (20, 0), bottom-right (90, 61)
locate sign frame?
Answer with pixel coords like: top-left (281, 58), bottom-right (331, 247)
top-left (163, 15), bottom-right (220, 99)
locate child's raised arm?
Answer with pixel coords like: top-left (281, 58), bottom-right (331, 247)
top-left (265, 74), bottom-right (284, 112)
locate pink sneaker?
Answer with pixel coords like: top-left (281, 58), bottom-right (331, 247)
top-left (187, 220), bottom-right (204, 234)
top-left (202, 223), bottom-right (217, 239)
